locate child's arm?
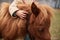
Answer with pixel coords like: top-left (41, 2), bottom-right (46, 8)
top-left (9, 0), bottom-right (22, 16)
top-left (9, 0), bottom-right (28, 18)
top-left (9, 0), bottom-right (19, 17)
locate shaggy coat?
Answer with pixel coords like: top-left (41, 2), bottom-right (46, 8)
top-left (0, 2), bottom-right (30, 40)
top-left (0, 2), bottom-right (54, 40)
top-left (28, 2), bottom-right (54, 40)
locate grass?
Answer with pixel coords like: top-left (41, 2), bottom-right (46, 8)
top-left (50, 9), bottom-right (60, 40)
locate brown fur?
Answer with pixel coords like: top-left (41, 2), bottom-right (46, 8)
top-left (0, 2), bottom-right (31, 40)
top-left (28, 2), bottom-right (54, 40)
top-left (0, 2), bottom-right (54, 40)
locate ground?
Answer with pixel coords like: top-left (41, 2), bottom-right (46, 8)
top-left (50, 9), bottom-right (60, 40)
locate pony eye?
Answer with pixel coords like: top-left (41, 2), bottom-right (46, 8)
top-left (39, 24), bottom-right (43, 26)
top-left (38, 28), bottom-right (44, 32)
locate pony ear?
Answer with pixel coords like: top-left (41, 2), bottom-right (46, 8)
top-left (31, 2), bottom-right (40, 16)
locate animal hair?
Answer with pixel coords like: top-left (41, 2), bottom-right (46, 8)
top-left (0, 2), bottom-right (31, 40)
top-left (28, 2), bottom-right (54, 40)
top-left (0, 2), bottom-right (54, 40)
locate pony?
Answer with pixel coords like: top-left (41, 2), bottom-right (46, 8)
top-left (28, 2), bottom-right (54, 40)
top-left (0, 2), bottom-right (54, 40)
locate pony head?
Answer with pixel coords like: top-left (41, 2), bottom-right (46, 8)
top-left (28, 2), bottom-right (54, 40)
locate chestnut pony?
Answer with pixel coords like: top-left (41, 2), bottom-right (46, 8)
top-left (28, 2), bottom-right (54, 40)
top-left (0, 2), bottom-right (53, 40)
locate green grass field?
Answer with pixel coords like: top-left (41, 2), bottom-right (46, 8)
top-left (50, 9), bottom-right (60, 40)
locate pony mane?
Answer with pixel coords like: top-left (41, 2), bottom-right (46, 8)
top-left (0, 2), bottom-right (30, 39)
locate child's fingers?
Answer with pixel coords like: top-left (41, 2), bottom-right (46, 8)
top-left (20, 14), bottom-right (26, 18)
top-left (22, 11), bottom-right (28, 14)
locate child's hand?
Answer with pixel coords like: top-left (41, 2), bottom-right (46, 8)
top-left (16, 10), bottom-right (28, 19)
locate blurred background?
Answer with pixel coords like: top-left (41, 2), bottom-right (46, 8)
top-left (0, 0), bottom-right (60, 8)
top-left (0, 0), bottom-right (60, 40)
